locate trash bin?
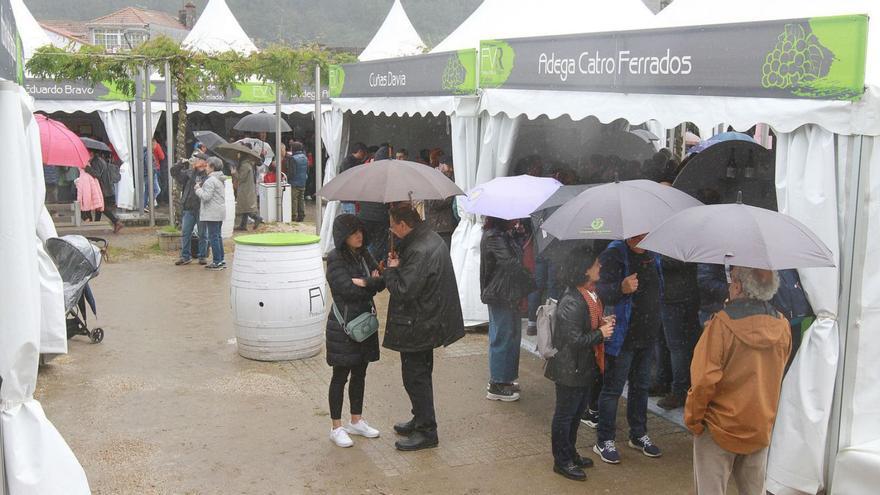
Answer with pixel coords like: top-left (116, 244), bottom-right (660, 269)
top-left (258, 182), bottom-right (291, 223)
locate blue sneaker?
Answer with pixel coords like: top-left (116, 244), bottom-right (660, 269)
top-left (628, 435), bottom-right (662, 458)
top-left (593, 440), bottom-right (621, 464)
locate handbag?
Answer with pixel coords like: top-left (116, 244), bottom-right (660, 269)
top-left (331, 257), bottom-right (379, 343)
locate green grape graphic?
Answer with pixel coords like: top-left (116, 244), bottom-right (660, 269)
top-left (761, 23), bottom-right (833, 90)
top-left (442, 55), bottom-right (467, 92)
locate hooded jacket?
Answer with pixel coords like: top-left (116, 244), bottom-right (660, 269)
top-left (383, 222), bottom-right (465, 353)
top-left (685, 298), bottom-right (791, 454)
top-left (325, 214), bottom-right (385, 367)
top-left (480, 227), bottom-right (534, 305)
top-left (233, 159), bottom-right (258, 215)
top-left (194, 171), bottom-right (226, 222)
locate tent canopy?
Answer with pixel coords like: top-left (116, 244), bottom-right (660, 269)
top-left (431, 0), bottom-right (655, 53)
top-left (182, 0), bottom-right (258, 55)
top-left (9, 0), bottom-right (51, 62)
top-left (358, 0), bottom-right (425, 61)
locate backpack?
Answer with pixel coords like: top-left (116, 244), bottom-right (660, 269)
top-left (107, 162), bottom-right (121, 184)
top-left (535, 297), bottom-right (558, 359)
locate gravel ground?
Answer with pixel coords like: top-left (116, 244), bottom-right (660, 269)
top-left (37, 223), bottom-right (701, 495)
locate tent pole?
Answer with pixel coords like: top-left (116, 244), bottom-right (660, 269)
top-left (826, 135), bottom-right (868, 492)
top-left (315, 65), bottom-right (323, 235)
top-left (145, 64), bottom-right (155, 227)
top-left (134, 71), bottom-right (144, 214)
top-left (164, 61), bottom-right (175, 226)
top-left (0, 401), bottom-right (6, 495)
top-left (275, 84), bottom-right (283, 223)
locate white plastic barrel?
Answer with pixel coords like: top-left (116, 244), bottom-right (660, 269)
top-left (231, 233), bottom-right (326, 361)
top-left (222, 177), bottom-right (235, 239)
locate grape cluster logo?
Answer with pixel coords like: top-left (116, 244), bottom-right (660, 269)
top-left (441, 55), bottom-right (466, 92)
top-left (591, 218), bottom-right (605, 231)
top-left (761, 23), bottom-right (832, 91)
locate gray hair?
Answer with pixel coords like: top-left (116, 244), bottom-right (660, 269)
top-left (731, 267), bottom-right (780, 302)
top-left (207, 156), bottom-right (223, 171)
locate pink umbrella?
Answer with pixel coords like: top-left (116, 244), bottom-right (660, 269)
top-left (35, 114), bottom-right (90, 168)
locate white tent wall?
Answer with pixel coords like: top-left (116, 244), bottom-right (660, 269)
top-left (0, 81), bottom-right (89, 494)
top-left (319, 109), bottom-right (349, 254)
top-left (358, 0), bottom-right (425, 61)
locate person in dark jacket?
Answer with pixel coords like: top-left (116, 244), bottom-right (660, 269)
top-left (384, 205), bottom-right (465, 452)
top-left (771, 269), bottom-right (814, 372)
top-left (698, 263), bottom-right (729, 326)
top-left (424, 156), bottom-right (459, 248)
top-left (171, 155), bottom-right (208, 265)
top-left (480, 217), bottom-right (535, 401)
top-left (656, 257), bottom-right (701, 410)
top-left (84, 150), bottom-right (123, 233)
top-left (358, 146), bottom-right (392, 262)
top-left (339, 142), bottom-right (367, 214)
top-left (594, 235), bottom-right (664, 464)
top-left (325, 214), bottom-right (385, 448)
top-left (287, 141), bottom-right (309, 222)
top-left (546, 245), bottom-right (614, 481)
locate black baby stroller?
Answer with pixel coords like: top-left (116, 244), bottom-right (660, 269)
top-left (46, 235), bottom-right (105, 344)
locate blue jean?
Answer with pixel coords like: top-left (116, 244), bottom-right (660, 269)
top-left (488, 303), bottom-right (521, 384)
top-left (552, 383), bottom-right (591, 466)
top-left (527, 256), bottom-right (559, 323)
top-left (180, 210), bottom-right (207, 261)
top-left (340, 202), bottom-right (356, 215)
top-left (597, 346), bottom-right (654, 443)
top-left (204, 221), bottom-right (224, 264)
top-left (143, 167), bottom-right (161, 208)
top-left (661, 299), bottom-right (702, 396)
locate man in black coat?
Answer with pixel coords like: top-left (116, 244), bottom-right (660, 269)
top-left (383, 205), bottom-right (465, 451)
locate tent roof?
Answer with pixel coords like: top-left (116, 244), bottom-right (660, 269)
top-left (358, 0), bottom-right (425, 61)
top-left (10, 0), bottom-right (52, 61)
top-left (182, 0), bottom-right (257, 55)
top-left (431, 0), bottom-right (655, 53)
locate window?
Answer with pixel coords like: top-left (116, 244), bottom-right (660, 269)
top-left (91, 28), bottom-right (149, 52)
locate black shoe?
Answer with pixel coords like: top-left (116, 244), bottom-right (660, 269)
top-left (174, 258), bottom-right (192, 266)
top-left (393, 419), bottom-right (415, 436)
top-left (526, 325), bottom-right (537, 336)
top-left (553, 462), bottom-right (586, 481)
top-left (648, 383), bottom-right (670, 397)
top-left (198, 257), bottom-right (208, 265)
top-left (253, 216), bottom-right (263, 229)
top-left (580, 408), bottom-right (599, 429)
top-left (657, 392), bottom-right (686, 410)
top-left (486, 382), bottom-right (520, 402)
top-left (394, 431), bottom-right (438, 451)
top-left (573, 453), bottom-right (594, 469)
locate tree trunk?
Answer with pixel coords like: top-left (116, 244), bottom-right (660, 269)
top-left (172, 82), bottom-right (188, 226)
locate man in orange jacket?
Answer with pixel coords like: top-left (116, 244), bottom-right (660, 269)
top-left (685, 266), bottom-right (791, 495)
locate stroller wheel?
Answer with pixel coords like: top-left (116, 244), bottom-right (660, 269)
top-left (90, 327), bottom-right (104, 344)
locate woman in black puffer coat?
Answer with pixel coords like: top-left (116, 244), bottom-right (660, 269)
top-left (325, 214), bottom-right (385, 447)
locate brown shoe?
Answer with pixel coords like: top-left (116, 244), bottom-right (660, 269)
top-left (113, 222), bottom-right (124, 234)
top-left (657, 392), bottom-right (686, 410)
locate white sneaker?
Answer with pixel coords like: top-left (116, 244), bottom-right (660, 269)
top-left (330, 427), bottom-right (354, 447)
top-left (345, 419), bottom-right (380, 438)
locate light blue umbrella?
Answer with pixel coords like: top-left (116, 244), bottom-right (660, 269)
top-left (463, 175), bottom-right (562, 220)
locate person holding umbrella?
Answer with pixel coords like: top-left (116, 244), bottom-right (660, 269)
top-left (384, 204), bottom-right (465, 452)
top-left (593, 234), bottom-right (665, 464)
top-left (480, 216), bottom-right (535, 401)
top-left (686, 267), bottom-right (790, 494)
top-left (232, 155), bottom-right (262, 231)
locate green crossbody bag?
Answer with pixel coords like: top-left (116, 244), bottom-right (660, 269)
top-left (331, 258), bottom-right (379, 343)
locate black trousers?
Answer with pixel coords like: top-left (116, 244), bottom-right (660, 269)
top-left (551, 383), bottom-right (591, 466)
top-left (94, 196), bottom-right (119, 225)
top-left (401, 350), bottom-right (437, 434)
top-left (328, 363), bottom-right (368, 420)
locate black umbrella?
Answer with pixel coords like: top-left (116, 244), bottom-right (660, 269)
top-left (233, 112), bottom-right (292, 133)
top-left (192, 130), bottom-right (228, 151)
top-left (530, 184), bottom-right (596, 259)
top-left (214, 142), bottom-right (263, 164)
top-left (673, 141), bottom-right (776, 210)
top-left (79, 137), bottom-right (110, 152)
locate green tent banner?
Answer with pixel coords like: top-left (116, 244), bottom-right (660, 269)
top-left (329, 49), bottom-right (477, 98)
top-left (24, 78), bottom-right (329, 104)
top-left (480, 15), bottom-right (868, 101)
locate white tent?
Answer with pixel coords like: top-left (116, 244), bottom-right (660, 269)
top-left (9, 0), bottom-right (50, 61)
top-left (358, 0), bottom-right (425, 61)
top-left (182, 0), bottom-right (258, 55)
top-left (469, 1), bottom-right (879, 494)
top-left (431, 0), bottom-right (655, 53)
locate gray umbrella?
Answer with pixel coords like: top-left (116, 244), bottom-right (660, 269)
top-left (213, 142), bottom-right (263, 164)
top-left (192, 130), bottom-right (228, 151)
top-left (79, 137), bottom-right (110, 152)
top-left (542, 179), bottom-right (702, 240)
top-left (320, 159), bottom-right (464, 202)
top-left (530, 184), bottom-right (596, 255)
top-left (638, 200), bottom-right (835, 270)
top-left (233, 112), bottom-right (292, 133)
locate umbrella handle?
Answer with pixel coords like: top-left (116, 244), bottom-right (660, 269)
top-left (724, 254), bottom-right (733, 283)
